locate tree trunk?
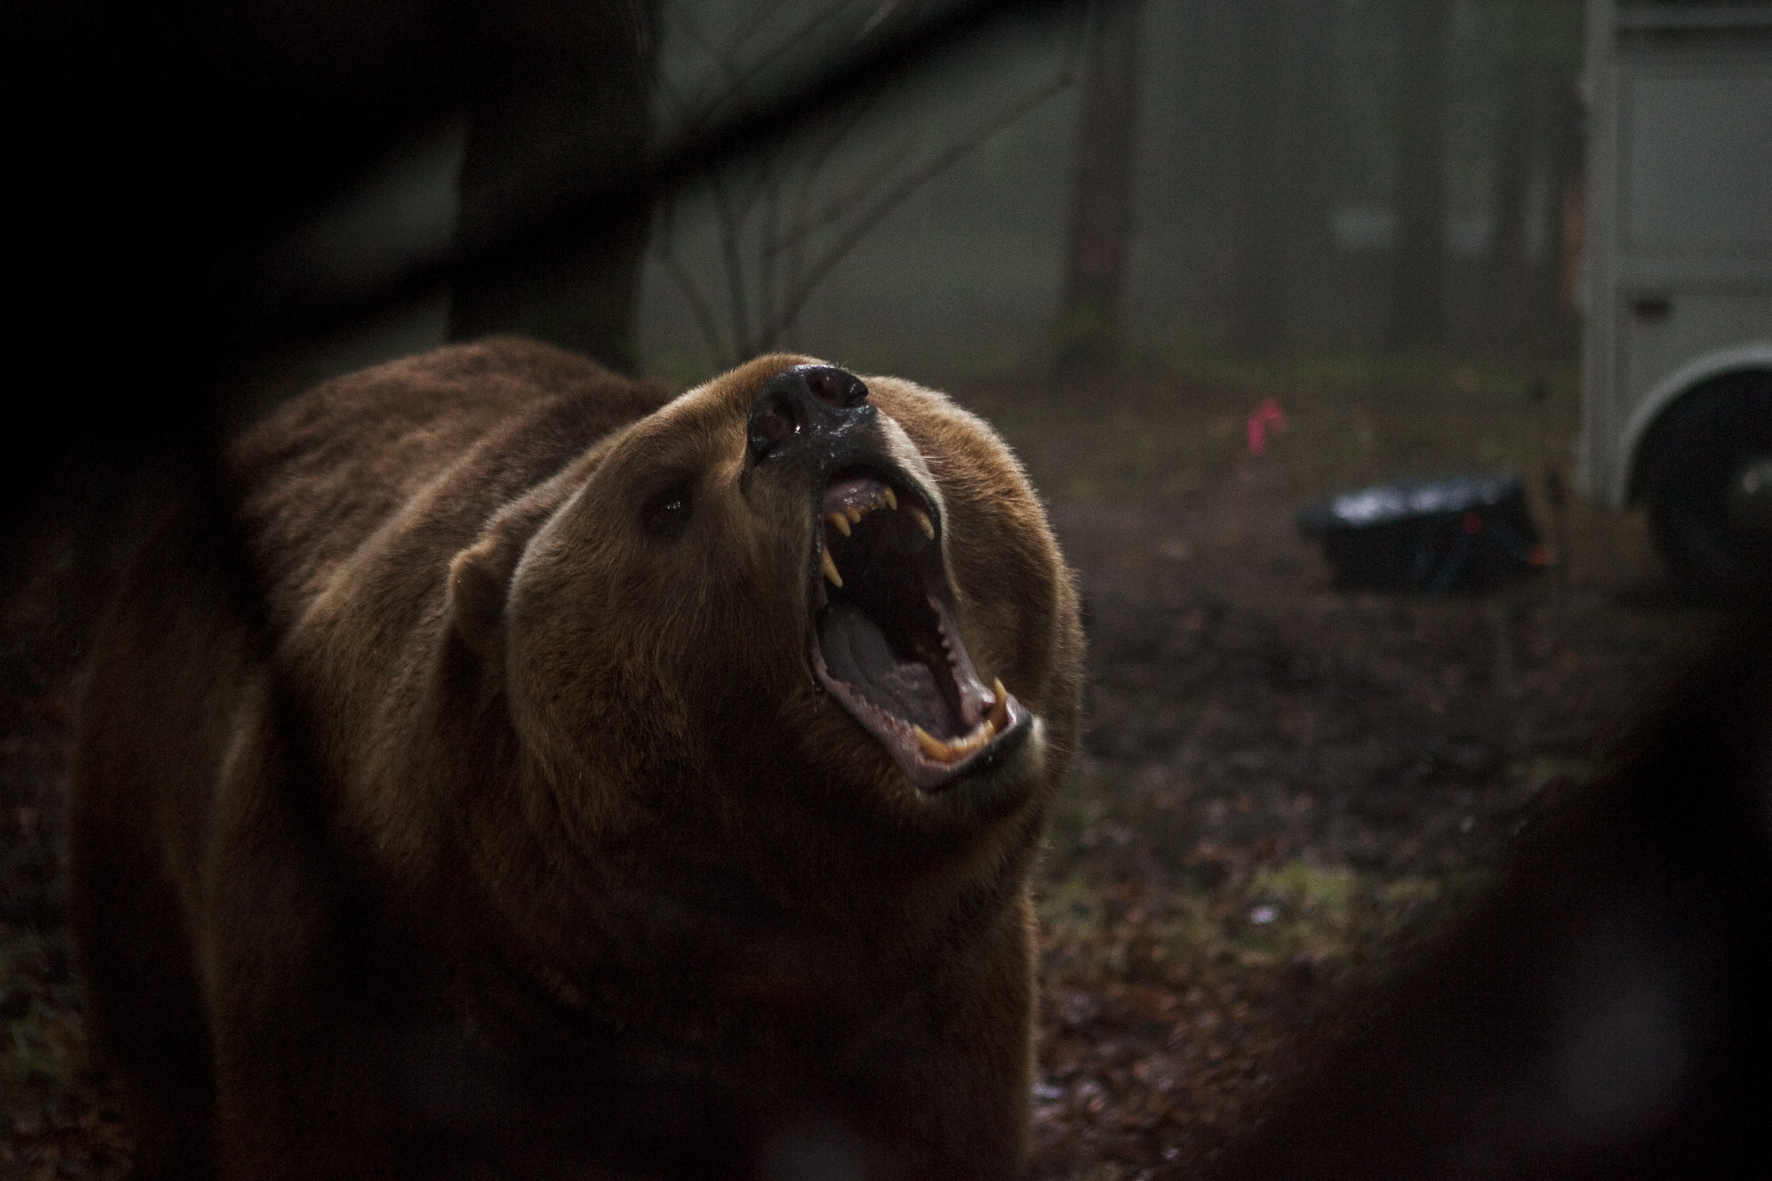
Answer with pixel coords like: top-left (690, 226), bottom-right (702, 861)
top-left (1231, 0), bottom-right (1284, 357)
top-left (1487, 14), bottom-right (1584, 368)
top-left (1485, 43), bottom-right (1535, 355)
top-left (1390, 0), bottom-right (1449, 353)
top-left (1057, 0), bottom-right (1142, 371)
top-left (1535, 70), bottom-right (1584, 357)
top-left (449, 0), bottom-right (658, 374)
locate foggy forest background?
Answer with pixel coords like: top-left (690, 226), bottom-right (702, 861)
top-left (263, 0), bottom-right (1586, 398)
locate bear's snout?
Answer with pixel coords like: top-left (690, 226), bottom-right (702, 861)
top-left (747, 363), bottom-right (873, 464)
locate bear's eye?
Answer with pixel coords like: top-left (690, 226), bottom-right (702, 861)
top-left (641, 477), bottom-right (697, 539)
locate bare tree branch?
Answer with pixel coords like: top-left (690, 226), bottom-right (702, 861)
top-left (710, 174), bottom-right (754, 361)
top-left (764, 62), bottom-right (1074, 347)
top-left (756, 166), bottom-right (783, 356)
top-left (668, 0), bottom-right (861, 141)
top-left (779, 127), bottom-right (921, 251)
top-left (243, 0), bottom-right (1083, 350)
top-left (644, 0), bottom-right (1081, 369)
top-left (653, 196), bottom-right (735, 367)
top-left (782, 88), bottom-right (890, 339)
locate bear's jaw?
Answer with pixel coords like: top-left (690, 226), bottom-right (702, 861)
top-left (809, 470), bottom-right (1030, 792)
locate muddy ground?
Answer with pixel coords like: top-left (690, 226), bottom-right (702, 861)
top-left (0, 361), bottom-right (1722, 1178)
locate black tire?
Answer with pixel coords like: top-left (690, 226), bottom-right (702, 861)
top-left (1639, 370), bottom-right (1772, 592)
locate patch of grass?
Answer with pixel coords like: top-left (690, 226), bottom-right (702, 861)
top-left (1037, 860), bottom-right (1492, 994)
top-left (1039, 764), bottom-right (1495, 989)
top-left (1137, 332), bottom-right (1578, 406)
top-left (0, 923), bottom-right (131, 1180)
top-left (1230, 861), bottom-right (1485, 970)
top-left (646, 348), bottom-right (717, 394)
top-left (0, 926), bottom-right (91, 1091)
top-left (951, 348), bottom-right (1582, 516)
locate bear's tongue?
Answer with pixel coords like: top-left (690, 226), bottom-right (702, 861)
top-left (817, 601), bottom-right (959, 736)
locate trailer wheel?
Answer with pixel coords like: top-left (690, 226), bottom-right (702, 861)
top-left (1640, 370), bottom-right (1772, 591)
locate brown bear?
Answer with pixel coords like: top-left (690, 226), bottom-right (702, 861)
top-left (70, 338), bottom-right (1085, 1181)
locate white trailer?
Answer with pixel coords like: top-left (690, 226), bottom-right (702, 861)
top-left (1580, 0), bottom-right (1772, 586)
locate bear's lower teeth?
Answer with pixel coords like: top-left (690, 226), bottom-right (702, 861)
top-left (911, 679), bottom-right (1010, 764)
top-left (914, 718), bottom-right (997, 764)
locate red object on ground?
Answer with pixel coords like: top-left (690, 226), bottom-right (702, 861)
top-left (1247, 398), bottom-right (1287, 456)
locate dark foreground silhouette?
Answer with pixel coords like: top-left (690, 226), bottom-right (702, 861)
top-left (1206, 617), bottom-right (1772, 1181)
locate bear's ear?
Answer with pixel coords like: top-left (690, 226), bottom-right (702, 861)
top-left (448, 534), bottom-right (517, 663)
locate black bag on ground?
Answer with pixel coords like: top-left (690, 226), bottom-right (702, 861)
top-left (1297, 471), bottom-right (1550, 593)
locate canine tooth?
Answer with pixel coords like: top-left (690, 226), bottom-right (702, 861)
top-left (822, 549), bottom-right (843, 588)
top-left (882, 487), bottom-right (898, 510)
top-left (826, 512), bottom-right (851, 538)
top-left (914, 725), bottom-right (956, 763)
top-left (845, 505), bottom-right (864, 524)
top-left (907, 505), bottom-right (934, 539)
top-left (989, 679), bottom-right (1010, 730)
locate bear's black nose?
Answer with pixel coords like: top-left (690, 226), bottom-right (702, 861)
top-left (748, 364), bottom-right (872, 463)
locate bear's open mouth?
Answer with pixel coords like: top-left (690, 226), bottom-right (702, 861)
top-left (808, 468), bottom-right (1028, 791)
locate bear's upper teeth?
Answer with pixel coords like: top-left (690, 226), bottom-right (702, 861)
top-left (823, 484), bottom-right (919, 541)
top-left (819, 479), bottom-right (931, 592)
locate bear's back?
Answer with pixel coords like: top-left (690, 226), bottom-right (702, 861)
top-left (231, 337), bottom-right (672, 629)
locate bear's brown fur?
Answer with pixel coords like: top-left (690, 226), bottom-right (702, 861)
top-left (70, 338), bottom-right (1084, 1180)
